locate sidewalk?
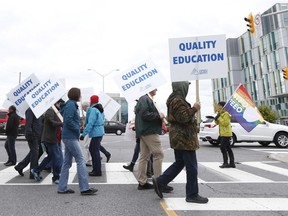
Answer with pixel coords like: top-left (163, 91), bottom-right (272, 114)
top-left (269, 153), bottom-right (288, 163)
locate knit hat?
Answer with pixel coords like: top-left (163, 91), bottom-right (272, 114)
top-left (90, 95), bottom-right (99, 104)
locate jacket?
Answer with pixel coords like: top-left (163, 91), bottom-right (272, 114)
top-left (82, 103), bottom-right (105, 138)
top-left (5, 111), bottom-right (20, 136)
top-left (25, 108), bottom-right (43, 139)
top-left (166, 81), bottom-right (199, 151)
top-left (41, 107), bottom-right (63, 144)
top-left (135, 94), bottom-right (162, 137)
top-left (61, 99), bottom-right (81, 140)
top-left (215, 109), bottom-right (232, 137)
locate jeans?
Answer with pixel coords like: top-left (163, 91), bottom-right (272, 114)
top-left (89, 137), bottom-right (102, 174)
top-left (16, 136), bottom-right (39, 173)
top-left (157, 149), bottom-right (199, 199)
top-left (58, 139), bottom-right (90, 192)
top-left (131, 138), bottom-right (140, 164)
top-left (34, 142), bottom-right (62, 181)
top-left (4, 135), bottom-right (17, 163)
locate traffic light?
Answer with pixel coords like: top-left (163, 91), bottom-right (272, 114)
top-left (244, 13), bottom-right (255, 35)
top-left (282, 67), bottom-right (288, 80)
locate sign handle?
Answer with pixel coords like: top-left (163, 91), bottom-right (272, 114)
top-left (52, 105), bottom-right (63, 122)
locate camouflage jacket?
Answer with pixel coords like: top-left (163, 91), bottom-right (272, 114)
top-left (167, 95), bottom-right (199, 151)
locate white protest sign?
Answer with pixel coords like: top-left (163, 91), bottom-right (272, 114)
top-left (81, 87), bottom-right (94, 103)
top-left (98, 91), bottom-right (121, 121)
top-left (6, 73), bottom-right (40, 117)
top-left (25, 76), bottom-right (67, 118)
top-left (169, 34), bottom-right (228, 81)
top-left (114, 58), bottom-right (167, 102)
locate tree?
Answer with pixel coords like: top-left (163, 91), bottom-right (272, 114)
top-left (257, 105), bottom-right (278, 123)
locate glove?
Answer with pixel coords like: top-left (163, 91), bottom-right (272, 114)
top-left (79, 135), bottom-right (84, 140)
top-left (214, 112), bottom-right (220, 121)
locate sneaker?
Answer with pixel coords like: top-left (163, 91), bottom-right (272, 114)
top-left (219, 163), bottom-right (230, 168)
top-left (81, 188), bottom-right (98, 195)
top-left (186, 194), bottom-right (209, 204)
top-left (53, 179), bottom-right (60, 184)
top-left (152, 177), bottom-right (163, 198)
top-left (57, 188), bottom-right (75, 194)
top-left (31, 169), bottom-right (41, 182)
top-left (137, 182), bottom-right (154, 190)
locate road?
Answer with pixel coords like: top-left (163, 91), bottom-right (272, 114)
top-left (0, 134), bottom-right (288, 216)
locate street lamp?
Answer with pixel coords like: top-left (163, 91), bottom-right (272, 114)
top-left (87, 68), bottom-right (120, 92)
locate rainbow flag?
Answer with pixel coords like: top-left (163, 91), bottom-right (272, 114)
top-left (224, 84), bottom-right (264, 132)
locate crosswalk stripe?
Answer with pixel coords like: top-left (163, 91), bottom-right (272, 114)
top-left (105, 163), bottom-right (138, 184)
top-left (199, 162), bottom-right (273, 183)
top-left (0, 166), bottom-right (29, 184)
top-left (242, 161), bottom-right (288, 177)
top-left (162, 162), bottom-right (205, 183)
top-left (164, 198), bottom-right (288, 211)
top-left (2, 161), bottom-right (288, 185)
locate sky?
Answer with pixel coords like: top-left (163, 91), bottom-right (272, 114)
top-left (0, 0), bottom-right (285, 120)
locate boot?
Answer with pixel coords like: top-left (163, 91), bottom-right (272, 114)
top-left (219, 163), bottom-right (229, 168)
top-left (229, 162), bottom-right (236, 168)
top-left (123, 163), bottom-right (134, 172)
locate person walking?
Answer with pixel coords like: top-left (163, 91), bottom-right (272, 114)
top-left (14, 108), bottom-right (43, 179)
top-left (152, 81), bottom-right (209, 203)
top-left (31, 99), bottom-right (64, 184)
top-left (135, 89), bottom-right (170, 191)
top-left (57, 88), bottom-right (97, 195)
top-left (4, 105), bottom-right (20, 166)
top-left (80, 95), bottom-right (110, 176)
top-left (214, 101), bottom-right (236, 168)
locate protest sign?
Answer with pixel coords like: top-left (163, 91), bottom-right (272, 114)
top-left (224, 84), bottom-right (264, 132)
top-left (169, 34), bottom-right (228, 81)
top-left (114, 58), bottom-right (167, 102)
top-left (6, 73), bottom-right (40, 117)
top-left (98, 91), bottom-right (121, 121)
top-left (25, 76), bottom-right (66, 118)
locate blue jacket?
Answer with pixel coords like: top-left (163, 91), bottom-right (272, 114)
top-left (61, 99), bottom-right (80, 140)
top-left (82, 103), bottom-right (105, 138)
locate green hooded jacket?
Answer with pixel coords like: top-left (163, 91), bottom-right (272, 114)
top-left (166, 81), bottom-right (199, 151)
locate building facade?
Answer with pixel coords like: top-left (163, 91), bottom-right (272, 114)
top-left (212, 3), bottom-right (288, 124)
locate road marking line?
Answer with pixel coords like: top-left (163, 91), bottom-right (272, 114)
top-left (242, 161), bottom-right (288, 177)
top-left (0, 166), bottom-right (29, 184)
top-left (164, 198), bottom-right (288, 211)
top-left (160, 200), bottom-right (178, 216)
top-left (199, 162), bottom-right (273, 183)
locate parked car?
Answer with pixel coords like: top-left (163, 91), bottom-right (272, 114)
top-left (0, 109), bottom-right (26, 136)
top-left (199, 115), bottom-right (288, 148)
top-left (104, 121), bottom-right (126, 135)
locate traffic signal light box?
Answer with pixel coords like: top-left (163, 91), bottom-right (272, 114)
top-left (282, 67), bottom-right (288, 80)
top-left (244, 13), bottom-right (255, 35)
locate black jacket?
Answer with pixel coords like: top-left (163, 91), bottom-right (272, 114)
top-left (41, 107), bottom-right (63, 144)
top-left (25, 108), bottom-right (43, 139)
top-left (5, 112), bottom-right (20, 136)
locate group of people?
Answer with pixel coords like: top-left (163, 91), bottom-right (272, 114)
top-left (2, 81), bottom-right (235, 202)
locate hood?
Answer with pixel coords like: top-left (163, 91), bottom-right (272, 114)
top-left (167, 81), bottom-right (190, 105)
